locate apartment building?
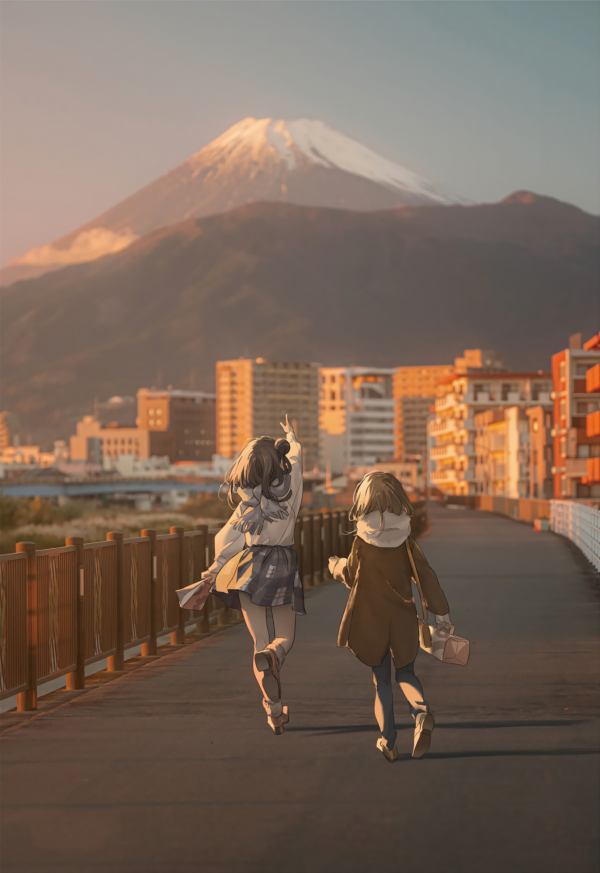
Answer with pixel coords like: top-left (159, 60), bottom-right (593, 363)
top-left (526, 405), bottom-right (554, 498)
top-left (551, 333), bottom-right (600, 498)
top-left (393, 364), bottom-right (454, 459)
top-left (430, 368), bottom-right (552, 496)
top-left (71, 388), bottom-right (216, 464)
top-left (320, 367), bottom-right (395, 474)
top-left (137, 388), bottom-right (216, 462)
top-left (474, 407), bottom-right (538, 499)
top-left (584, 341), bottom-right (600, 494)
top-left (216, 359), bottom-right (320, 469)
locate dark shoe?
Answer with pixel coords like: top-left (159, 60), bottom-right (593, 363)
top-left (267, 705), bottom-right (289, 736)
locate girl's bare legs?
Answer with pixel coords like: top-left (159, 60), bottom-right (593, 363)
top-left (239, 593), bottom-right (296, 718)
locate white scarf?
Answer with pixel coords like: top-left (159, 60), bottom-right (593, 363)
top-left (357, 510), bottom-right (411, 548)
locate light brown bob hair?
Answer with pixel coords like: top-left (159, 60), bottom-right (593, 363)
top-left (348, 471), bottom-right (414, 532)
top-left (223, 436), bottom-right (292, 508)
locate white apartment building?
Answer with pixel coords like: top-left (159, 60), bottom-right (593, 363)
top-left (319, 367), bottom-right (396, 474)
top-left (429, 371), bottom-right (553, 495)
top-left (475, 407), bottom-right (533, 498)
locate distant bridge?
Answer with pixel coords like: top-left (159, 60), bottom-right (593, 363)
top-left (0, 478), bottom-right (222, 498)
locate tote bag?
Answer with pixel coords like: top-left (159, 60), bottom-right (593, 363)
top-left (405, 539), bottom-right (470, 667)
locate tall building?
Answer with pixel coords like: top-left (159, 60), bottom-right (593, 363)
top-left (393, 365), bottom-right (454, 459)
top-left (551, 333), bottom-right (600, 498)
top-left (216, 359), bottom-right (320, 469)
top-left (137, 388), bottom-right (216, 462)
top-left (430, 367), bottom-right (552, 495)
top-left (526, 405), bottom-right (554, 499)
top-left (474, 406), bottom-right (538, 499)
top-left (320, 367), bottom-right (395, 474)
top-left (70, 388), bottom-right (216, 464)
top-left (584, 338), bottom-right (600, 495)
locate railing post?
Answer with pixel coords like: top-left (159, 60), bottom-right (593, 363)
top-left (313, 514), bottom-right (324, 584)
top-left (107, 531), bottom-right (124, 671)
top-left (195, 525), bottom-right (210, 634)
top-left (66, 537), bottom-right (85, 690)
top-left (323, 513), bottom-right (332, 579)
top-left (17, 542), bottom-right (37, 712)
top-left (170, 527), bottom-right (186, 644)
top-left (302, 515), bottom-right (313, 589)
top-left (141, 529), bottom-right (157, 655)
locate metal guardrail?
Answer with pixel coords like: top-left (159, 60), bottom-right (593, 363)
top-left (550, 500), bottom-right (600, 573)
top-left (0, 510), bottom-right (361, 710)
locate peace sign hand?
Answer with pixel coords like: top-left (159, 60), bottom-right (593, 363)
top-left (280, 414), bottom-right (295, 437)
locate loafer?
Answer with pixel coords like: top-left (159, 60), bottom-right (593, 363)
top-left (412, 712), bottom-right (435, 758)
top-left (255, 644), bottom-right (282, 701)
top-left (267, 705), bottom-right (289, 736)
top-left (376, 737), bottom-right (399, 763)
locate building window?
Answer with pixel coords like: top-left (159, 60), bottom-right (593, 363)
top-left (560, 400), bottom-right (566, 420)
top-left (560, 437), bottom-right (566, 458)
top-left (577, 444), bottom-right (590, 458)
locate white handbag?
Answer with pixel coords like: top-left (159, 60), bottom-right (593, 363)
top-left (405, 539), bottom-right (470, 667)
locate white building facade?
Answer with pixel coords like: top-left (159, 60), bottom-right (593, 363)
top-left (429, 372), bottom-right (552, 496)
top-left (319, 367), bottom-right (396, 474)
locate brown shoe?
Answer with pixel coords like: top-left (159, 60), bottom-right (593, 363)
top-left (267, 706), bottom-right (289, 735)
top-left (412, 712), bottom-right (435, 758)
top-left (376, 737), bottom-right (399, 763)
top-left (255, 644), bottom-right (282, 701)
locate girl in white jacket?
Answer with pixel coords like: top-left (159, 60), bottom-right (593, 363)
top-left (201, 415), bottom-right (303, 734)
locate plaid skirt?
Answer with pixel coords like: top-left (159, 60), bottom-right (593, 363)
top-left (213, 545), bottom-right (305, 616)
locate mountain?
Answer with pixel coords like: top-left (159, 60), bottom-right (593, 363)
top-left (1, 118), bottom-right (461, 286)
top-left (2, 193), bottom-right (597, 443)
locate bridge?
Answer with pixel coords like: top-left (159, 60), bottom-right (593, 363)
top-left (1, 503), bottom-right (599, 873)
top-left (0, 476), bottom-right (223, 498)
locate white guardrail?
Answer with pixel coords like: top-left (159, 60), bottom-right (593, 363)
top-left (550, 500), bottom-right (600, 572)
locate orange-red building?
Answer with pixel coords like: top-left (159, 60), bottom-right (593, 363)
top-left (551, 333), bottom-right (600, 498)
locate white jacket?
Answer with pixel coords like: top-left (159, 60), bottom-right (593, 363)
top-left (206, 430), bottom-right (303, 577)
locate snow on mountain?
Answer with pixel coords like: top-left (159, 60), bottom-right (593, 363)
top-left (2, 117), bottom-right (461, 285)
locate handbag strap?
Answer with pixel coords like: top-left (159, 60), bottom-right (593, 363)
top-left (406, 538), bottom-right (428, 623)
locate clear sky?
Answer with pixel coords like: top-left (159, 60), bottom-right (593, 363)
top-left (1, 0), bottom-right (599, 264)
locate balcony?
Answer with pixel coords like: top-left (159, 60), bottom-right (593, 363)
top-left (435, 394), bottom-right (458, 412)
top-left (431, 444), bottom-right (458, 460)
top-left (430, 417), bottom-right (458, 436)
top-left (431, 469), bottom-right (458, 483)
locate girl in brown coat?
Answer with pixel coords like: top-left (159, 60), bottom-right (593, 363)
top-left (329, 472), bottom-right (451, 763)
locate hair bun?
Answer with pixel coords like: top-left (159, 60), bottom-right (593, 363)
top-left (274, 438), bottom-right (290, 456)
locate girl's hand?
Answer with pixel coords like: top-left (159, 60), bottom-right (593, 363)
top-left (280, 414), bottom-right (294, 436)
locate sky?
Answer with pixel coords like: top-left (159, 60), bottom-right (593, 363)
top-left (1, 1), bottom-right (599, 265)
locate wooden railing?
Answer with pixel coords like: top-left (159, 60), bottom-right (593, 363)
top-left (0, 510), bottom-right (361, 711)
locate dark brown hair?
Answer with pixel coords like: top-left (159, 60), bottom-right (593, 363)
top-left (223, 436), bottom-right (292, 508)
top-left (349, 471), bottom-right (414, 532)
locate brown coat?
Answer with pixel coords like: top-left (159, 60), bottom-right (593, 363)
top-left (335, 535), bottom-right (449, 669)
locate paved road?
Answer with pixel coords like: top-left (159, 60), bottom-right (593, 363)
top-left (2, 505), bottom-right (599, 873)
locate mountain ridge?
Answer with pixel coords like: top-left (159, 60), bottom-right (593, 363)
top-left (2, 195), bottom-right (597, 443)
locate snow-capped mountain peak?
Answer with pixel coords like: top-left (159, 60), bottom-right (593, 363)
top-left (3, 117), bottom-right (462, 285)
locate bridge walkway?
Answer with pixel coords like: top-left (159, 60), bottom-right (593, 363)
top-left (2, 504), bottom-right (599, 873)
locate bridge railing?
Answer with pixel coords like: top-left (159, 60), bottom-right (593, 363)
top-left (550, 500), bottom-right (600, 572)
top-left (0, 510), bottom-right (355, 711)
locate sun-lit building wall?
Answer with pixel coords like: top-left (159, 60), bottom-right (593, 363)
top-left (320, 367), bottom-right (395, 474)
